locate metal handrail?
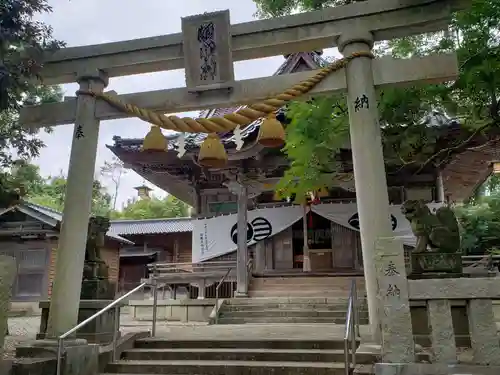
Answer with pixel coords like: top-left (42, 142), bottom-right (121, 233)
top-left (343, 279), bottom-right (358, 375)
top-left (56, 281), bottom-right (150, 375)
top-left (214, 267), bottom-right (233, 324)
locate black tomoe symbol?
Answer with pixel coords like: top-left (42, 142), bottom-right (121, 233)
top-left (347, 213), bottom-right (360, 230)
top-left (251, 217), bottom-right (272, 241)
top-left (390, 215), bottom-right (397, 230)
top-left (230, 223), bottom-right (254, 245)
top-left (348, 212), bottom-right (397, 231)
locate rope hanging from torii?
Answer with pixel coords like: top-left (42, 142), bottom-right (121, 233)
top-left (79, 51), bottom-right (374, 167)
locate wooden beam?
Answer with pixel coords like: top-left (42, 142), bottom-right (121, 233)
top-left (36, 0), bottom-right (467, 84)
top-left (21, 53), bottom-right (458, 128)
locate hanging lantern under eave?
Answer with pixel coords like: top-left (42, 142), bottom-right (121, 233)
top-left (493, 162), bottom-right (500, 174)
top-left (198, 133), bottom-right (228, 168)
top-left (258, 114), bottom-right (286, 148)
top-left (141, 126), bottom-right (167, 151)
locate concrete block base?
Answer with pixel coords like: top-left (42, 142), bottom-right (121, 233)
top-left (37, 300), bottom-right (125, 344)
top-left (14, 338), bottom-right (98, 375)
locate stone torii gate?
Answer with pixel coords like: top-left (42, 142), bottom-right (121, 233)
top-left (20, 0), bottom-right (468, 342)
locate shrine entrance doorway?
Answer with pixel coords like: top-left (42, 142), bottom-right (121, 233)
top-left (306, 212), bottom-right (334, 272)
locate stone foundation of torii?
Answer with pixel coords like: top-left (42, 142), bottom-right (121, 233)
top-left (20, 0), bottom-right (468, 343)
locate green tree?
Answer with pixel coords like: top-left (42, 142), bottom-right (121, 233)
top-left (455, 191), bottom-right (500, 255)
top-left (254, 0), bottom-right (499, 198)
top-left (8, 162), bottom-right (113, 216)
top-left (28, 174), bottom-right (113, 216)
top-left (0, 1), bottom-right (64, 194)
top-left (112, 195), bottom-right (191, 220)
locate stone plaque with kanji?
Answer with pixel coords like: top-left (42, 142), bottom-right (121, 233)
top-left (181, 10), bottom-right (234, 92)
top-left (375, 237), bottom-right (415, 363)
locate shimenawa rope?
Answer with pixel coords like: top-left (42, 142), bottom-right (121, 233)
top-left (77, 51), bottom-right (373, 134)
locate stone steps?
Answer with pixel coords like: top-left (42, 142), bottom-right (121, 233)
top-left (102, 337), bottom-right (370, 375)
top-left (224, 304), bottom-right (354, 311)
top-left (249, 291), bottom-right (354, 298)
top-left (218, 296), bottom-right (368, 325)
top-left (220, 309), bottom-right (369, 318)
top-left (122, 347), bottom-right (376, 362)
top-left (225, 297), bottom-right (357, 304)
top-left (104, 359), bottom-right (348, 375)
top-left (248, 276), bottom-right (366, 299)
top-left (217, 316), bottom-right (367, 324)
top-left (134, 338), bottom-right (347, 350)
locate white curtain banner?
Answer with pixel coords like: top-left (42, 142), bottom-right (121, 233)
top-left (311, 202), bottom-right (444, 246)
top-left (192, 205), bottom-right (303, 262)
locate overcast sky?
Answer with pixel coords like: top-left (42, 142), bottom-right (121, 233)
top-left (35, 0), bottom-right (337, 209)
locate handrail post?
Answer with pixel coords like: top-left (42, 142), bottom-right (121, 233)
top-left (353, 280), bottom-right (360, 338)
top-left (351, 311), bottom-right (356, 368)
top-left (56, 337), bottom-right (63, 375)
top-left (215, 283), bottom-right (220, 325)
top-left (151, 264), bottom-right (158, 337)
top-left (55, 281), bottom-right (148, 375)
top-left (112, 306), bottom-right (120, 362)
top-left (214, 267), bottom-right (232, 325)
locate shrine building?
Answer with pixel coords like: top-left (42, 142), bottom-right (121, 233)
top-left (108, 51), bottom-right (500, 275)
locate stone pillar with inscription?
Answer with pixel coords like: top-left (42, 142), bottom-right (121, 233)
top-left (374, 237), bottom-right (415, 363)
top-left (338, 32), bottom-right (394, 342)
top-left (46, 71), bottom-right (108, 338)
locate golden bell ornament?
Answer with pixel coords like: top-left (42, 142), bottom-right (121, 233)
top-left (258, 114), bottom-right (286, 148)
top-left (141, 126), bottom-right (167, 151)
top-left (317, 187), bottom-right (329, 198)
top-left (198, 133), bottom-right (228, 168)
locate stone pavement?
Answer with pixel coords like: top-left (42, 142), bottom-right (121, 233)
top-left (4, 315), bottom-right (500, 366)
top-left (2, 314), bottom-right (373, 360)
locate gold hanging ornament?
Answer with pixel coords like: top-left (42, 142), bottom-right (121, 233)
top-left (258, 113), bottom-right (286, 148)
top-left (198, 133), bottom-right (228, 168)
top-left (317, 187), bottom-right (329, 198)
top-left (141, 126), bottom-right (167, 151)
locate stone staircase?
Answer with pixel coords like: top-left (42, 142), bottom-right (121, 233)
top-left (217, 297), bottom-right (369, 324)
top-left (215, 276), bottom-right (368, 324)
top-left (248, 275), bottom-right (365, 298)
top-left (102, 336), bottom-right (376, 375)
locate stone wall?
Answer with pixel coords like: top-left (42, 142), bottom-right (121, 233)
top-left (0, 255), bottom-right (16, 351)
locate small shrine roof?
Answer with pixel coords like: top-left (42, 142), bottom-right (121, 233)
top-left (108, 217), bottom-right (193, 236)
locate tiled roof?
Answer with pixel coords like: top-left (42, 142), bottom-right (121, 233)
top-left (20, 202), bottom-right (134, 245)
top-left (108, 217), bottom-right (193, 236)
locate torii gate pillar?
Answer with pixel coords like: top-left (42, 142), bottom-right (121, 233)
top-left (339, 32), bottom-right (393, 342)
top-left (46, 70), bottom-right (108, 338)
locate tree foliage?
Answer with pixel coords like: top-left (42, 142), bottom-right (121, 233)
top-left (9, 161), bottom-right (113, 216)
top-left (0, 0), bottom-right (63, 191)
top-left (6, 160), bottom-right (191, 220)
top-left (253, 0), bottom-right (500, 198)
top-left (455, 186), bottom-right (500, 255)
top-left (112, 195), bottom-right (191, 220)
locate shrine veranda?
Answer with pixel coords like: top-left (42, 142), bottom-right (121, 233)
top-left (19, 0), bottom-right (470, 352)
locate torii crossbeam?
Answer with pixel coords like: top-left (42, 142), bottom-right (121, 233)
top-left (21, 0), bottom-right (469, 343)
